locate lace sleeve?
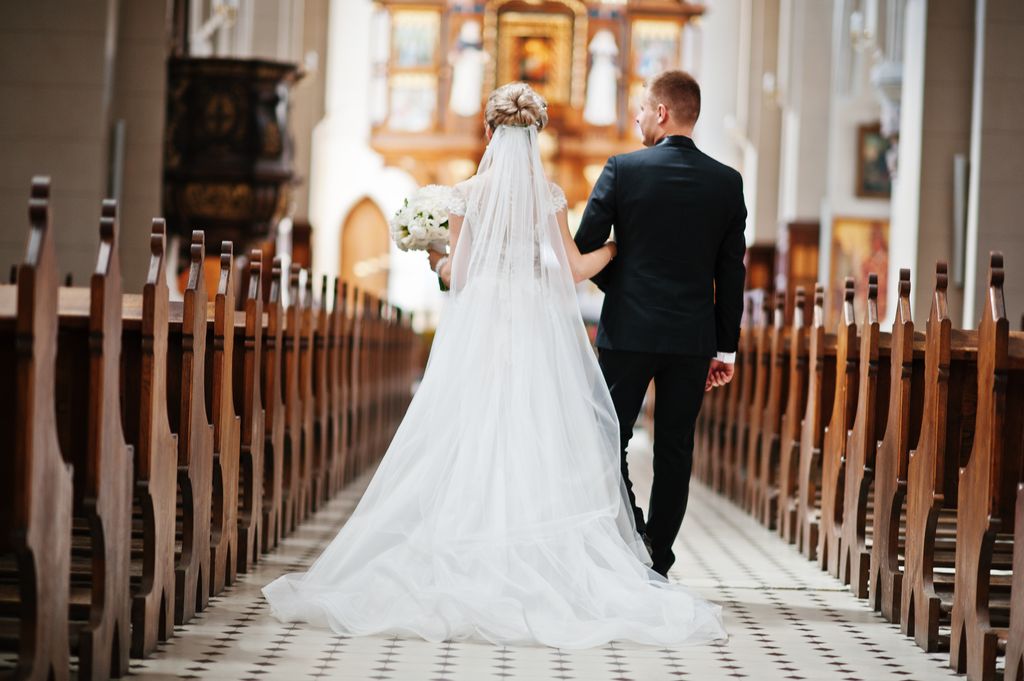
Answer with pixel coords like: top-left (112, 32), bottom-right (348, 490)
top-left (449, 184), bottom-right (468, 217)
top-left (549, 182), bottom-right (568, 213)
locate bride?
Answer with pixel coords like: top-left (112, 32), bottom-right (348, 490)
top-left (262, 83), bottom-right (727, 649)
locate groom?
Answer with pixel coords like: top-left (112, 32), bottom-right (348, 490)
top-left (575, 70), bottom-right (747, 577)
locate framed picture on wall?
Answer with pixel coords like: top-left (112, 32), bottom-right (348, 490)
top-left (496, 12), bottom-right (573, 104)
top-left (855, 122), bottom-right (893, 198)
top-left (828, 216), bottom-right (889, 322)
top-left (391, 10), bottom-right (440, 68)
top-left (388, 73), bottom-right (437, 132)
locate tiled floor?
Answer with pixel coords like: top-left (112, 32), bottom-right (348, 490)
top-left (127, 429), bottom-right (962, 680)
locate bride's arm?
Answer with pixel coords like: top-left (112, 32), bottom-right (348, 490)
top-left (557, 208), bottom-right (616, 284)
top-left (437, 213), bottom-right (463, 287)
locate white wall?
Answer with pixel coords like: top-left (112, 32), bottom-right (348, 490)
top-left (692, 0), bottom-right (743, 173)
top-left (0, 0), bottom-right (121, 283)
top-left (963, 0), bottom-right (1024, 327)
top-left (777, 0), bottom-right (832, 224)
top-left (310, 0), bottom-right (441, 329)
top-left (891, 0), bottom-right (975, 323)
top-left (820, 0), bottom-right (889, 302)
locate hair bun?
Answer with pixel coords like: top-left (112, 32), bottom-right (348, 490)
top-left (485, 82), bottom-right (549, 131)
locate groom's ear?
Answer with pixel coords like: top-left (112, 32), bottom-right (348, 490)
top-left (657, 103), bottom-right (669, 125)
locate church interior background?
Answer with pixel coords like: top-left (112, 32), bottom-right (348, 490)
top-left (3, 0), bottom-right (1021, 334)
top-left (2, 1), bottom-right (1024, 680)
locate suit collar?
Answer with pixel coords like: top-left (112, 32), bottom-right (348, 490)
top-left (656, 135), bottom-right (697, 149)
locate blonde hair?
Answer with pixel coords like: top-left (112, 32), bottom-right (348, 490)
top-left (485, 82), bottom-right (549, 131)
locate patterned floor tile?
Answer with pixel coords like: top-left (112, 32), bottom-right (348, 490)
top-left (117, 429), bottom-right (964, 680)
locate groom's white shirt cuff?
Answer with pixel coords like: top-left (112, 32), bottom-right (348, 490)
top-left (715, 352), bottom-right (736, 364)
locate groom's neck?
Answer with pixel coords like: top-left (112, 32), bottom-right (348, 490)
top-left (654, 125), bottom-right (695, 144)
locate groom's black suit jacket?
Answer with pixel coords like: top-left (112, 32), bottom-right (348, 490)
top-left (575, 135), bottom-right (747, 357)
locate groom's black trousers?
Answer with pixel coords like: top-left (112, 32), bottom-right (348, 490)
top-left (598, 348), bottom-right (710, 575)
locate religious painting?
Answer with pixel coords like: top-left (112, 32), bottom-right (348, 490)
top-left (631, 20), bottom-right (680, 81)
top-left (497, 12), bottom-right (573, 104)
top-left (855, 122), bottom-right (893, 198)
top-left (388, 73), bottom-right (437, 132)
top-left (627, 20), bottom-right (681, 122)
top-left (829, 217), bottom-right (889, 322)
top-left (391, 10), bottom-right (440, 69)
top-left (516, 36), bottom-right (555, 84)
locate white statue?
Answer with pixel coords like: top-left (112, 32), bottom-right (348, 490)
top-left (583, 30), bottom-right (619, 127)
top-left (449, 21), bottom-right (489, 118)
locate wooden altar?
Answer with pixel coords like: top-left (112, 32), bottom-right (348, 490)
top-left (369, 0), bottom-right (705, 208)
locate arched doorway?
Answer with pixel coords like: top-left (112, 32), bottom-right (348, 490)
top-left (340, 198), bottom-right (391, 299)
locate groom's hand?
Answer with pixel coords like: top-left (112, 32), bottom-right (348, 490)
top-left (705, 359), bottom-right (735, 391)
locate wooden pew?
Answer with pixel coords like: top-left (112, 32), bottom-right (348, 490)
top-left (121, 220), bottom-right (177, 658)
top-left (401, 310), bottom-right (415, 414)
top-left (710, 320), bottom-right (741, 496)
top-left (207, 244), bottom-right (241, 596)
top-left (777, 287), bottom-right (810, 543)
top-left (53, 201), bottom-right (133, 680)
top-left (332, 281), bottom-right (351, 492)
top-left (950, 252), bottom-right (1023, 681)
top-left (707, 367), bottom-right (728, 489)
top-left (694, 352), bottom-right (721, 486)
top-left (397, 309), bottom-right (414, 420)
top-left (280, 266), bottom-right (303, 534)
top-left (901, 262), bottom-right (980, 651)
top-left (341, 286), bottom-right (357, 485)
top-left (743, 293), bottom-right (771, 514)
top-left (693, 347), bottom-right (712, 485)
top-left (311, 277), bottom-right (331, 509)
top-left (797, 285), bottom-right (836, 560)
top-left (260, 257), bottom-right (287, 552)
top-left (1007, 478), bottom-right (1024, 681)
top-left (368, 293), bottom-right (382, 468)
top-left (323, 279), bottom-right (341, 498)
top-left (757, 291), bottom-right (791, 528)
top-left (234, 253), bottom-right (265, 572)
top-left (0, 177), bottom-right (73, 680)
top-left (297, 273), bottom-right (315, 519)
top-left (819, 278), bottom-right (859, 576)
top-left (170, 231), bottom-right (214, 624)
top-left (730, 292), bottom-right (763, 504)
top-left (869, 269), bottom-right (925, 622)
top-left (839, 273), bottom-right (892, 598)
top-left (384, 302), bottom-right (400, 453)
top-left (349, 289), bottom-right (367, 479)
top-left (362, 292), bottom-right (378, 466)
top-left (376, 299), bottom-right (391, 457)
top-left (378, 301), bottom-right (392, 455)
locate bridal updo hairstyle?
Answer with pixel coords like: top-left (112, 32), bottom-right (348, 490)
top-left (485, 82), bottom-right (549, 132)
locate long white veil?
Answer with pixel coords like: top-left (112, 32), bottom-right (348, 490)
top-left (436, 124), bottom-right (651, 562)
top-left (262, 124), bottom-right (726, 648)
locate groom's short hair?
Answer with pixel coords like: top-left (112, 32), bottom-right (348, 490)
top-left (648, 70), bottom-right (701, 125)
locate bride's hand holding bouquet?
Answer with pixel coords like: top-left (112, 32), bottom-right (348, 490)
top-left (389, 184), bottom-right (453, 291)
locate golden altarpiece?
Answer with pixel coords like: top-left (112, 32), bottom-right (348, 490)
top-left (369, 0), bottom-right (705, 209)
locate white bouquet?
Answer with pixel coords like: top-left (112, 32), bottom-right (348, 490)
top-left (389, 184), bottom-right (453, 253)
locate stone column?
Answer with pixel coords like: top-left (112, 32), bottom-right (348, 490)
top-left (736, 0), bottom-right (783, 244)
top-left (890, 0), bottom-right (974, 323)
top-left (963, 0), bottom-right (1024, 327)
top-left (820, 0), bottom-right (888, 322)
top-left (0, 0), bottom-right (121, 282)
top-left (776, 0), bottom-right (832, 226)
top-left (692, 0), bottom-right (743, 173)
top-left (111, 0), bottom-right (173, 290)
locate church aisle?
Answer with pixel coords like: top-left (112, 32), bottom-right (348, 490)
top-left (130, 429), bottom-right (961, 681)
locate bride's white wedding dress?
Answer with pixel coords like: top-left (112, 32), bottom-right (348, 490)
top-left (262, 125), bottom-right (726, 648)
